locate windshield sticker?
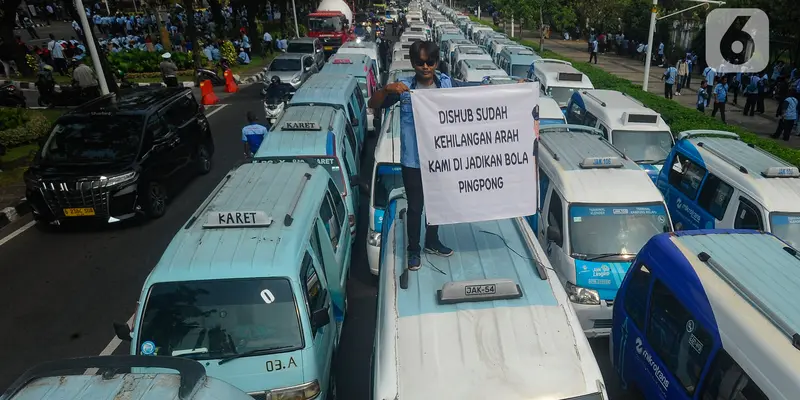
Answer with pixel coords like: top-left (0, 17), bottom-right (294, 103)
top-left (688, 333), bottom-right (704, 354)
top-left (573, 216), bottom-right (582, 223)
top-left (260, 289), bottom-right (276, 304)
top-left (141, 341), bottom-right (156, 356)
top-left (771, 215), bottom-right (800, 225)
top-left (266, 357), bottom-right (298, 372)
top-left (570, 205), bottom-right (667, 218)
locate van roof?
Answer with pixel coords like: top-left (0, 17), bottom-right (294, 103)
top-left (256, 106), bottom-right (346, 158)
top-left (339, 41), bottom-right (377, 50)
top-left (463, 59), bottom-right (497, 69)
top-left (388, 59), bottom-right (413, 73)
top-left (72, 87), bottom-right (191, 115)
top-left (146, 162), bottom-right (329, 284)
top-left (289, 73), bottom-right (359, 108)
top-left (534, 59), bottom-right (593, 87)
top-left (575, 89), bottom-right (670, 132)
top-left (538, 97), bottom-right (566, 121)
top-left (378, 197), bottom-right (604, 399)
top-left (538, 127), bottom-right (664, 204)
top-left (676, 131), bottom-right (800, 213)
top-left (321, 54), bottom-right (371, 76)
top-left (664, 230), bottom-right (800, 397)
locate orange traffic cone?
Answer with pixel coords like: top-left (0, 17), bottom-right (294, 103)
top-left (223, 69), bottom-right (238, 93)
top-left (200, 80), bottom-right (219, 105)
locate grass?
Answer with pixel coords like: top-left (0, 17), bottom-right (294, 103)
top-left (0, 143), bottom-right (38, 163)
top-left (37, 109), bottom-right (64, 124)
top-left (0, 166), bottom-right (27, 188)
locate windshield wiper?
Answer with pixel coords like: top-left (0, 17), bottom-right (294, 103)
top-left (217, 345), bottom-right (296, 365)
top-left (634, 158), bottom-right (666, 164)
top-left (582, 253), bottom-right (636, 262)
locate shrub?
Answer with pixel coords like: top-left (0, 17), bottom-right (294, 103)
top-left (0, 110), bottom-right (51, 148)
top-left (107, 50), bottom-right (197, 73)
top-left (221, 41), bottom-right (237, 63)
top-left (518, 39), bottom-right (800, 168)
top-left (0, 108), bottom-right (28, 131)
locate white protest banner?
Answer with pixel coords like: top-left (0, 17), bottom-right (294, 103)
top-left (411, 83), bottom-right (539, 225)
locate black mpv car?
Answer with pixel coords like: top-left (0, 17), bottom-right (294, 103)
top-left (24, 87), bottom-right (215, 225)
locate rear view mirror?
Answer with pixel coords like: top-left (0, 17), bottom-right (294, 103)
top-left (113, 322), bottom-right (132, 342)
top-left (305, 67), bottom-right (311, 72)
top-left (546, 225), bottom-right (563, 247)
top-left (311, 307), bottom-right (331, 330)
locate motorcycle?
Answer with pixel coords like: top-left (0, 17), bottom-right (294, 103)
top-left (0, 83), bottom-right (26, 108)
top-left (196, 58), bottom-right (231, 86)
top-left (263, 88), bottom-right (295, 128)
top-left (36, 79), bottom-right (100, 108)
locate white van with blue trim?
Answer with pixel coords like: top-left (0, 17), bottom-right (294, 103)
top-left (530, 124), bottom-right (673, 338)
top-left (372, 189), bottom-right (607, 399)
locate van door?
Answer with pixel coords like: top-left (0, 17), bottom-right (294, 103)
top-left (526, 166), bottom-right (550, 232)
top-left (539, 188), bottom-right (569, 281)
top-left (341, 145), bottom-right (360, 213)
top-left (696, 174), bottom-right (734, 227)
top-left (315, 191), bottom-right (347, 319)
top-left (343, 121), bottom-right (361, 165)
top-left (732, 196), bottom-right (765, 230)
top-left (161, 96), bottom-right (198, 171)
top-left (664, 151), bottom-right (709, 230)
top-left (346, 100), bottom-right (364, 150)
top-left (300, 251), bottom-right (336, 382)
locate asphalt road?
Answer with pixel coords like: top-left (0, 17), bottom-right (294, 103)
top-left (0, 52), bottom-right (637, 400)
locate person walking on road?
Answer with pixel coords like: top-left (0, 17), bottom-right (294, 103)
top-left (159, 52), bottom-right (178, 87)
top-left (711, 75), bottom-right (729, 123)
top-left (697, 79), bottom-right (709, 112)
top-left (662, 61), bottom-right (677, 99)
top-left (773, 89), bottom-right (798, 141)
top-left (242, 111), bottom-right (268, 158)
top-left (367, 40), bottom-right (478, 271)
top-left (47, 34), bottom-right (66, 75)
top-left (675, 57), bottom-right (688, 95)
top-left (262, 31), bottom-right (273, 55)
top-left (742, 77), bottom-right (759, 116)
top-left (589, 37), bottom-right (598, 64)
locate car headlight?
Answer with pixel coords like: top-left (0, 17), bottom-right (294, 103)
top-left (367, 108), bottom-right (374, 115)
top-left (291, 76), bottom-right (301, 83)
top-left (368, 229), bottom-right (382, 247)
top-left (102, 171), bottom-right (137, 187)
top-left (565, 282), bottom-right (601, 305)
top-left (269, 380), bottom-right (321, 399)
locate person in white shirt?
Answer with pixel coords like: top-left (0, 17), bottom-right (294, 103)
top-left (262, 31), bottom-right (273, 55)
top-left (47, 34), bottom-right (67, 76)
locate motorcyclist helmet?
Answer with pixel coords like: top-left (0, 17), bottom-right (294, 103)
top-left (271, 75), bottom-right (281, 85)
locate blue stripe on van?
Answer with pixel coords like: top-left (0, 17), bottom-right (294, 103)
top-left (374, 209), bottom-right (385, 233)
top-left (325, 131), bottom-right (335, 156)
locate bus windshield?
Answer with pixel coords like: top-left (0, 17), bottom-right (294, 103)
top-left (372, 164), bottom-right (402, 209)
top-left (612, 130), bottom-right (673, 165)
top-left (569, 204), bottom-right (670, 260)
top-left (770, 213), bottom-right (800, 249)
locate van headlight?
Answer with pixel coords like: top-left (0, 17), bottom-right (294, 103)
top-left (269, 380), bottom-right (321, 399)
top-left (565, 282), bottom-right (601, 305)
top-left (291, 76), bottom-right (301, 83)
top-left (101, 171), bottom-right (137, 187)
top-left (368, 229), bottom-right (382, 247)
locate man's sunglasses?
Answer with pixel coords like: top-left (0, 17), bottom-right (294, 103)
top-left (414, 58), bottom-right (437, 67)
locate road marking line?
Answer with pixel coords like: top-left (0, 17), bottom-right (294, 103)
top-left (85, 313), bottom-right (136, 375)
top-left (204, 103), bottom-right (228, 118)
top-left (0, 220), bottom-right (35, 248)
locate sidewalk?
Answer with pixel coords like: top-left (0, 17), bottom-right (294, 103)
top-left (486, 19), bottom-right (800, 149)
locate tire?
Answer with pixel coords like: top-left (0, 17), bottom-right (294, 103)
top-left (143, 181), bottom-right (168, 219)
top-left (196, 143), bottom-right (212, 175)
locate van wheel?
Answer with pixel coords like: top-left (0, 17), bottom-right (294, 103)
top-left (196, 143), bottom-right (212, 175)
top-left (143, 182), bottom-right (168, 219)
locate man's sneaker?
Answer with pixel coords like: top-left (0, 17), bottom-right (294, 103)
top-left (408, 252), bottom-right (421, 271)
top-left (425, 242), bottom-right (454, 257)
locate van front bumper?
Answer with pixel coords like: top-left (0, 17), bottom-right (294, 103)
top-left (572, 300), bottom-right (614, 338)
top-left (367, 240), bottom-right (380, 275)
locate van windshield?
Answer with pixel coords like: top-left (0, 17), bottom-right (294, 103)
top-left (770, 213), bottom-right (800, 249)
top-left (547, 86), bottom-right (587, 107)
top-left (372, 164), bottom-right (402, 209)
top-left (262, 157), bottom-right (344, 192)
top-left (41, 116), bottom-right (143, 164)
top-left (569, 204), bottom-right (670, 260)
top-left (511, 64), bottom-right (530, 78)
top-left (611, 130), bottom-right (673, 164)
top-left (356, 77), bottom-right (369, 98)
top-left (287, 42), bottom-right (315, 54)
top-left (388, 70), bottom-right (414, 83)
top-left (137, 278), bottom-right (303, 360)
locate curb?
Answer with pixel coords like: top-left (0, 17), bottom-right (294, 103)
top-left (242, 70), bottom-right (266, 84)
top-left (2, 79), bottom-right (197, 89)
top-left (14, 23), bottom-right (46, 29)
top-left (0, 198), bottom-right (31, 231)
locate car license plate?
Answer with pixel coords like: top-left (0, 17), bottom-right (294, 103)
top-left (63, 208), bottom-right (95, 217)
top-left (324, 46), bottom-right (333, 51)
top-left (464, 284), bottom-right (496, 296)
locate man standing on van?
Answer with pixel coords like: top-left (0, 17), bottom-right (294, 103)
top-left (367, 41), bottom-right (476, 270)
top-left (242, 111), bottom-right (268, 158)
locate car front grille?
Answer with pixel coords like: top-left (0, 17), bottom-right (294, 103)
top-left (39, 179), bottom-right (111, 217)
top-left (593, 319), bottom-right (613, 330)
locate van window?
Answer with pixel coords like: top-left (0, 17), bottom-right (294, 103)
top-left (162, 95), bottom-right (197, 129)
top-left (309, 229), bottom-right (326, 281)
top-left (328, 181), bottom-right (346, 225)
top-left (701, 349), bottom-right (768, 400)
top-left (547, 191), bottom-right (564, 245)
top-left (302, 253), bottom-right (325, 336)
top-left (647, 280), bottom-right (713, 395)
top-left (734, 198), bottom-right (763, 230)
top-left (347, 102), bottom-right (357, 123)
top-left (668, 153), bottom-right (707, 200)
top-left (354, 87), bottom-right (366, 110)
top-left (319, 194), bottom-right (341, 251)
top-left (697, 174), bottom-right (733, 220)
top-left (566, 102), bottom-right (584, 124)
top-left (344, 121), bottom-right (359, 152)
top-left (584, 112), bottom-right (598, 127)
top-left (599, 125), bottom-right (609, 140)
top-left (623, 263), bottom-right (651, 329)
top-left (538, 167), bottom-right (549, 211)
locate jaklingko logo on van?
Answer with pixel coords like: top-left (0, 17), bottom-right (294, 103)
top-left (676, 197), bottom-right (701, 223)
top-left (635, 337), bottom-right (670, 390)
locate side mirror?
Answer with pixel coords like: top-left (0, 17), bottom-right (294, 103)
top-left (546, 225), bottom-right (563, 247)
top-left (113, 322), bottom-right (132, 342)
top-left (311, 307), bottom-right (331, 330)
top-left (305, 66), bottom-right (311, 72)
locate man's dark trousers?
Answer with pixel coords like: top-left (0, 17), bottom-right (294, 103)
top-left (402, 166), bottom-right (439, 254)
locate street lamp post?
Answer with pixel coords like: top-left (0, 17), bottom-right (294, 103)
top-left (291, 0), bottom-right (300, 37)
top-left (75, 0), bottom-right (109, 95)
top-left (642, 0), bottom-right (726, 92)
